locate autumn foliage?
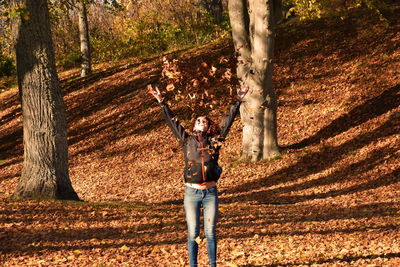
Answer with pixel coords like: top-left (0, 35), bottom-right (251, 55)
top-left (1, 4), bottom-right (400, 266)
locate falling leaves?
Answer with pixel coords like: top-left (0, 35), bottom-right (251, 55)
top-left (120, 245), bottom-right (130, 252)
top-left (195, 236), bottom-right (203, 245)
top-left (1, 4), bottom-right (400, 267)
top-left (159, 52), bottom-right (237, 115)
top-left (166, 83), bottom-right (175, 91)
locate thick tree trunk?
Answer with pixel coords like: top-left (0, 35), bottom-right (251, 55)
top-left (11, 0), bottom-right (80, 200)
top-left (253, 0), bottom-right (279, 159)
top-left (229, 0), bottom-right (280, 161)
top-left (77, 1), bottom-right (92, 77)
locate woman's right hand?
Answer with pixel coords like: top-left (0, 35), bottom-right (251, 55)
top-left (237, 85), bottom-right (250, 100)
top-left (147, 84), bottom-right (163, 103)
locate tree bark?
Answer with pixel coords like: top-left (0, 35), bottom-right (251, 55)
top-left (228, 0), bottom-right (251, 80)
top-left (77, 0), bottom-right (92, 77)
top-left (11, 0), bottom-right (80, 200)
top-left (228, 0), bottom-right (280, 161)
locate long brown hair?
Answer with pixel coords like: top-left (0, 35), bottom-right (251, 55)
top-left (206, 117), bottom-right (221, 137)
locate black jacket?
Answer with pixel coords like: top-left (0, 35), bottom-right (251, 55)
top-left (160, 100), bottom-right (241, 184)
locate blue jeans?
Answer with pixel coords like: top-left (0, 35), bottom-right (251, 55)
top-left (184, 186), bottom-right (219, 267)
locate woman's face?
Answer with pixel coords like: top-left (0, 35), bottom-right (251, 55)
top-left (194, 116), bottom-right (209, 132)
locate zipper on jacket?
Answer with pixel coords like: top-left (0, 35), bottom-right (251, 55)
top-left (197, 132), bottom-right (206, 184)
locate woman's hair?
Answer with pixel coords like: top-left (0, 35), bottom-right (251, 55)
top-left (207, 117), bottom-right (221, 137)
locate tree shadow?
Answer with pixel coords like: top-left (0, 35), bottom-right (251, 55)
top-left (61, 61), bottom-right (147, 95)
top-left (0, 106), bottom-right (21, 127)
top-left (285, 84), bottom-right (399, 149)
top-left (0, 40), bottom-right (234, 174)
top-left (264, 252), bottom-right (400, 267)
top-left (0, 172), bottom-right (20, 182)
top-left (0, 128), bottom-right (23, 160)
top-left (273, 6), bottom-right (400, 110)
top-left (0, 85), bottom-right (20, 112)
top-left (221, 115), bottom-right (399, 204)
top-left (0, 224), bottom-right (186, 254)
top-left (64, 41), bottom-right (235, 155)
top-left (1, 200), bottom-right (399, 256)
top-left (277, 15), bottom-right (357, 61)
top-left (275, 5), bottom-right (400, 68)
top-left (0, 201), bottom-right (187, 255)
top-left (227, 145), bottom-right (398, 205)
top-left (59, 46), bottom-right (193, 96)
top-left (219, 201), bottom-right (399, 230)
top-left (266, 167), bottom-right (399, 205)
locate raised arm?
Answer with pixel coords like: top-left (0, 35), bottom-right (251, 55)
top-left (147, 84), bottom-right (188, 142)
top-left (219, 85), bottom-right (249, 139)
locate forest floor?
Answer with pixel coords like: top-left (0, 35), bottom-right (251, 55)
top-left (1, 5), bottom-right (400, 267)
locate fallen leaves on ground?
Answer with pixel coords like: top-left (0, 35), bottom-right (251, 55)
top-left (1, 4), bottom-right (400, 267)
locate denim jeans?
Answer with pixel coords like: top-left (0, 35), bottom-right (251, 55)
top-left (184, 186), bottom-right (219, 267)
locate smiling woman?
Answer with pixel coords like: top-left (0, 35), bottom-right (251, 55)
top-left (194, 116), bottom-right (210, 132)
top-left (147, 83), bottom-right (248, 267)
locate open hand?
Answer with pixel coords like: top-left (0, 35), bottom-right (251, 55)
top-left (237, 85), bottom-right (250, 100)
top-left (147, 84), bottom-right (163, 102)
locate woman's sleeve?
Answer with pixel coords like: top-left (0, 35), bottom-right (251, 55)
top-left (219, 100), bottom-right (242, 139)
top-left (159, 101), bottom-right (188, 142)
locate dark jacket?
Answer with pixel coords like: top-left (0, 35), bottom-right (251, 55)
top-left (160, 100), bottom-right (241, 184)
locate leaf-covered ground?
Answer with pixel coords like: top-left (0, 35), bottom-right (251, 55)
top-left (1, 5), bottom-right (400, 267)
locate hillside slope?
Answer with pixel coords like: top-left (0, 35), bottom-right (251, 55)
top-left (1, 5), bottom-right (400, 266)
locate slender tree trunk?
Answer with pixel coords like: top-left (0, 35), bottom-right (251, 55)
top-left (77, 0), bottom-right (92, 77)
top-left (211, 0), bottom-right (224, 23)
top-left (274, 0), bottom-right (283, 24)
top-left (199, 0), bottom-right (224, 23)
top-left (228, 0), bottom-right (280, 161)
top-left (11, 0), bottom-right (80, 200)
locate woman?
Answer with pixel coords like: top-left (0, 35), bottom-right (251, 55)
top-left (148, 84), bottom-right (248, 267)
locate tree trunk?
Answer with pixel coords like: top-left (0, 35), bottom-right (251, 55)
top-left (273, 0), bottom-right (283, 24)
top-left (228, 0), bottom-right (280, 161)
top-left (77, 0), bottom-right (92, 77)
top-left (199, 0), bottom-right (224, 23)
top-left (11, 0), bottom-right (80, 200)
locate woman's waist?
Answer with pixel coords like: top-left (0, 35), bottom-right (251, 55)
top-left (186, 159), bottom-right (217, 166)
top-left (186, 181), bottom-right (217, 190)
